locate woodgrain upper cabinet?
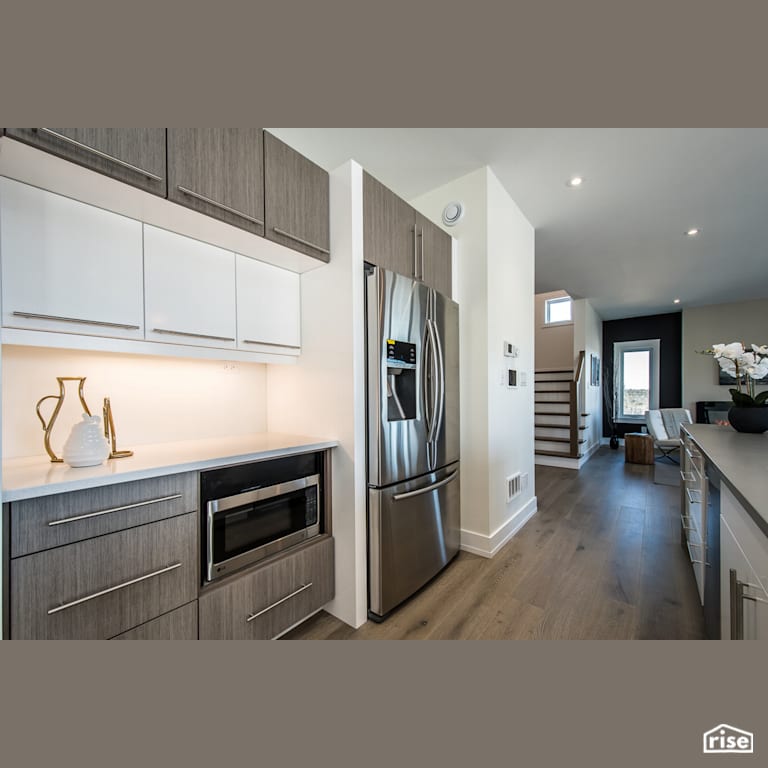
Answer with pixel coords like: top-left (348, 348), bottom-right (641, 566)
top-left (363, 171), bottom-right (453, 298)
top-left (236, 254), bottom-right (301, 353)
top-left (363, 171), bottom-right (417, 280)
top-left (5, 128), bottom-right (166, 196)
top-left (264, 132), bottom-right (330, 262)
top-left (144, 225), bottom-right (237, 350)
top-left (0, 177), bottom-right (144, 339)
top-left (416, 212), bottom-right (452, 299)
top-left (167, 128), bottom-right (265, 236)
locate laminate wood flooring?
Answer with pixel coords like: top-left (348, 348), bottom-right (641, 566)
top-left (283, 448), bottom-right (706, 640)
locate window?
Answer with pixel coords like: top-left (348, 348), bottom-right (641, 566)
top-left (614, 339), bottom-right (660, 421)
top-left (544, 296), bottom-right (572, 324)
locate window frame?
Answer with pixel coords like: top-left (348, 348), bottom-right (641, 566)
top-left (613, 338), bottom-right (660, 422)
top-left (544, 296), bottom-right (573, 326)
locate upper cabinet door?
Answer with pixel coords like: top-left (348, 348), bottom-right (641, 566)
top-left (5, 128), bottom-right (167, 196)
top-left (416, 212), bottom-right (453, 299)
top-left (236, 254), bottom-right (301, 353)
top-left (167, 128), bottom-right (265, 236)
top-left (0, 178), bottom-right (144, 339)
top-left (363, 171), bottom-right (416, 279)
top-left (264, 132), bottom-right (330, 263)
top-left (143, 225), bottom-right (236, 350)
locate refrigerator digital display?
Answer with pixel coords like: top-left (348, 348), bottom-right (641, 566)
top-left (386, 339), bottom-right (416, 367)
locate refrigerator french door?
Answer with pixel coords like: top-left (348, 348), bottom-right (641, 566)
top-left (366, 265), bottom-right (460, 619)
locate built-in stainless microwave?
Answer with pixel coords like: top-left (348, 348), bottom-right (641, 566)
top-left (201, 453), bottom-right (323, 582)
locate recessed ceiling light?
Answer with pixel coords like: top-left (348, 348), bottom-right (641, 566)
top-left (566, 176), bottom-right (584, 188)
top-left (673, 298), bottom-right (681, 304)
top-left (685, 228), bottom-right (700, 236)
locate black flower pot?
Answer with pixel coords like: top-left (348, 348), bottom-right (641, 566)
top-left (609, 434), bottom-right (619, 449)
top-left (728, 406), bottom-right (768, 434)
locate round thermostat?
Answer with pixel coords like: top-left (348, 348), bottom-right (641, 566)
top-left (442, 201), bottom-right (464, 227)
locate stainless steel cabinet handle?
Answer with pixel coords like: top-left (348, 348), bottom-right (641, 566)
top-left (12, 311), bottom-right (140, 330)
top-left (47, 494), bottom-right (183, 527)
top-left (47, 562), bottom-right (182, 615)
top-left (680, 470), bottom-right (695, 483)
top-left (413, 226), bottom-right (419, 280)
top-left (177, 186), bottom-right (264, 226)
top-left (393, 470), bottom-right (459, 501)
top-left (686, 540), bottom-right (707, 566)
top-left (272, 227), bottom-right (330, 256)
top-left (35, 129), bottom-right (163, 181)
top-left (152, 328), bottom-right (235, 342)
top-left (730, 569), bottom-right (743, 639)
top-left (686, 487), bottom-right (702, 504)
top-left (246, 583), bottom-right (313, 622)
top-left (728, 570), bottom-right (768, 639)
top-left (419, 226), bottom-right (425, 281)
top-left (242, 339), bottom-right (301, 349)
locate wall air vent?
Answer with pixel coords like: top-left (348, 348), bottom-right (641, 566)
top-left (506, 472), bottom-right (522, 502)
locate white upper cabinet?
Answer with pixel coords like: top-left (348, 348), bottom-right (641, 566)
top-left (143, 225), bottom-right (236, 350)
top-left (236, 254), bottom-right (301, 353)
top-left (0, 177), bottom-right (144, 339)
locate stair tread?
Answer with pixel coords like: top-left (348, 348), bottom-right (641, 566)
top-left (535, 449), bottom-right (583, 458)
top-left (534, 378), bottom-right (572, 383)
top-left (535, 369), bottom-right (573, 374)
top-left (535, 423), bottom-right (588, 430)
top-left (534, 436), bottom-right (586, 444)
top-left (535, 411), bottom-right (572, 416)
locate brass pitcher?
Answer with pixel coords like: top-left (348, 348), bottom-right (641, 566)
top-left (35, 377), bottom-right (93, 463)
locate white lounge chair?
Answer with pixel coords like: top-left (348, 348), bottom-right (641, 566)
top-left (644, 408), bottom-right (692, 463)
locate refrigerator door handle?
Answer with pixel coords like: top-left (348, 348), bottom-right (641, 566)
top-left (392, 470), bottom-right (459, 501)
top-left (432, 318), bottom-right (446, 442)
top-left (425, 319), bottom-right (440, 444)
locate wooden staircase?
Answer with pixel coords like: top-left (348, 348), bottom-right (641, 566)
top-left (534, 351), bottom-right (588, 459)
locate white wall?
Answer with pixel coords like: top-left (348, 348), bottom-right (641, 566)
top-left (2, 345), bottom-right (268, 459)
top-left (572, 298), bottom-right (603, 457)
top-left (266, 161), bottom-right (367, 629)
top-left (535, 290), bottom-right (575, 370)
top-left (682, 298), bottom-right (768, 412)
top-left (413, 168), bottom-right (490, 539)
top-left (412, 167), bottom-right (537, 556)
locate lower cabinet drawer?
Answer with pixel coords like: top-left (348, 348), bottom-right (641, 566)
top-left (199, 536), bottom-right (334, 640)
top-left (11, 513), bottom-right (198, 639)
top-left (112, 601), bottom-right (198, 640)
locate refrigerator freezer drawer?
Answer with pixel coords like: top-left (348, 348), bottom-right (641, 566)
top-left (368, 462), bottom-right (460, 618)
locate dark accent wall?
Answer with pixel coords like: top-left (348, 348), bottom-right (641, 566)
top-left (602, 312), bottom-right (682, 438)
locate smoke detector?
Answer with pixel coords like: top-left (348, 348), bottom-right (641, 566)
top-left (442, 201), bottom-right (464, 227)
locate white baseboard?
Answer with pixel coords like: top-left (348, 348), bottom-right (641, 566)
top-left (460, 496), bottom-right (538, 558)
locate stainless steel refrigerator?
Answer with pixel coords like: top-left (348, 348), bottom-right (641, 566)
top-left (366, 265), bottom-right (460, 620)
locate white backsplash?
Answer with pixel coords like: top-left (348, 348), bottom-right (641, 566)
top-left (2, 345), bottom-right (268, 459)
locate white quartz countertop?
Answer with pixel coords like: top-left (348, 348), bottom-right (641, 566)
top-left (1, 433), bottom-right (339, 501)
top-left (683, 423), bottom-right (768, 535)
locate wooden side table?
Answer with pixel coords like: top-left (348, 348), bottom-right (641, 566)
top-left (624, 432), bottom-right (655, 465)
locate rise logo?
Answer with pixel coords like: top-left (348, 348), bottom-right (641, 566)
top-left (703, 724), bottom-right (754, 754)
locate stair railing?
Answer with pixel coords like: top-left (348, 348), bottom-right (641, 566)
top-left (570, 350), bottom-right (586, 458)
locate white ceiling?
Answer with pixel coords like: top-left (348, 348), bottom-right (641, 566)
top-left (268, 128), bottom-right (768, 320)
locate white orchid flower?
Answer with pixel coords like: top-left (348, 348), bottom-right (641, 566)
top-left (751, 344), bottom-right (768, 356)
top-left (717, 357), bottom-right (741, 378)
top-left (718, 342), bottom-right (745, 360)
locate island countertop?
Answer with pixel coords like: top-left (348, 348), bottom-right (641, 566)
top-left (682, 423), bottom-right (768, 536)
top-left (1, 433), bottom-right (339, 502)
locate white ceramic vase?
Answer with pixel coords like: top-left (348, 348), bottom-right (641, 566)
top-left (62, 414), bottom-right (110, 468)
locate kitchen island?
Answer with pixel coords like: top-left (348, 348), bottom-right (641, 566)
top-left (681, 423), bottom-right (768, 640)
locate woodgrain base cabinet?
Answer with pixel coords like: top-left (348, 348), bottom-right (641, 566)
top-left (10, 513), bottom-right (198, 640)
top-left (199, 536), bottom-right (334, 640)
top-left (113, 602), bottom-right (198, 640)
